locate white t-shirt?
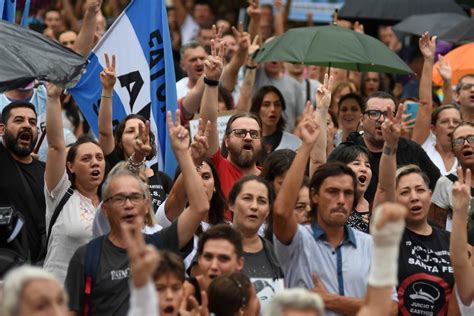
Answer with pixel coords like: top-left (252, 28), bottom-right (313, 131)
top-left (180, 15), bottom-right (200, 45)
top-left (43, 172), bottom-right (97, 284)
top-left (422, 132), bottom-right (458, 176)
top-left (431, 176), bottom-right (455, 231)
top-left (176, 77), bottom-right (190, 100)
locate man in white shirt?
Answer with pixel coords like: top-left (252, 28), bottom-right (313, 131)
top-left (176, 42), bottom-right (207, 99)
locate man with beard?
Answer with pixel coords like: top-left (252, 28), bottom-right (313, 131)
top-left (0, 102), bottom-right (46, 264)
top-left (329, 91), bottom-right (440, 204)
top-left (197, 40), bottom-right (262, 219)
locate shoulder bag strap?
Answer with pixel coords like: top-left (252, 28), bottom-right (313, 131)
top-left (84, 235), bottom-right (105, 316)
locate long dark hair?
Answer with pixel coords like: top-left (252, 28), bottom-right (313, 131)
top-left (173, 158), bottom-right (226, 228)
top-left (250, 85), bottom-right (287, 132)
top-left (114, 114), bottom-right (157, 161)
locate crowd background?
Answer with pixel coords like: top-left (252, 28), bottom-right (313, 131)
top-left (1, 0), bottom-right (474, 316)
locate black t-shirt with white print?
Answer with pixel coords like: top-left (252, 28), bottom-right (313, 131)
top-left (397, 226), bottom-right (454, 316)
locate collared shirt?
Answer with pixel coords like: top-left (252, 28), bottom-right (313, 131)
top-left (274, 223), bottom-right (373, 316)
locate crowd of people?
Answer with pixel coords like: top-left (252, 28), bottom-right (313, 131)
top-left (1, 0), bottom-right (474, 315)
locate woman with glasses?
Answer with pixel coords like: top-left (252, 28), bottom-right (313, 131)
top-left (249, 86), bottom-right (301, 158)
top-left (431, 122), bottom-right (474, 231)
top-left (43, 84), bottom-right (106, 284)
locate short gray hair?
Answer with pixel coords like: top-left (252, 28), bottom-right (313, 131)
top-left (1, 266), bottom-right (67, 316)
top-left (101, 162), bottom-right (148, 200)
top-left (264, 289), bottom-right (325, 316)
top-left (179, 40), bottom-right (204, 59)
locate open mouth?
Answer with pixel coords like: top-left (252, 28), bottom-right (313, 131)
top-left (358, 175), bottom-right (367, 185)
top-left (18, 131), bottom-right (32, 144)
top-left (242, 144), bottom-right (253, 151)
top-left (247, 214), bottom-right (258, 221)
top-left (462, 148), bottom-right (474, 158)
top-left (196, 66), bottom-right (204, 73)
top-left (122, 214), bottom-right (136, 223)
top-left (163, 306), bottom-right (175, 314)
top-left (90, 170), bottom-right (100, 177)
top-left (410, 205), bottom-right (423, 214)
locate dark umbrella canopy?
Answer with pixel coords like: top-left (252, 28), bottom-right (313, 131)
top-left (339, 0), bottom-right (466, 25)
top-left (253, 25), bottom-right (413, 75)
top-left (439, 17), bottom-right (474, 44)
top-left (393, 13), bottom-right (468, 37)
top-left (0, 20), bottom-right (87, 92)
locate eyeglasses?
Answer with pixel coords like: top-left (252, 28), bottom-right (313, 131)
top-left (460, 83), bottom-right (474, 91)
top-left (104, 193), bottom-right (146, 205)
top-left (452, 135), bottom-right (474, 147)
top-left (227, 129), bottom-right (261, 139)
top-left (364, 110), bottom-right (393, 121)
top-left (364, 78), bottom-right (379, 82)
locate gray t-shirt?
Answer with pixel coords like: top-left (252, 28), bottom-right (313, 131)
top-left (65, 221), bottom-right (185, 316)
top-left (254, 68), bottom-right (305, 132)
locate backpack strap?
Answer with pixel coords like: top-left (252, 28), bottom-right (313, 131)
top-left (83, 235), bottom-right (105, 316)
top-left (46, 186), bottom-right (74, 243)
top-left (305, 78), bottom-right (311, 102)
top-left (446, 174), bottom-right (458, 183)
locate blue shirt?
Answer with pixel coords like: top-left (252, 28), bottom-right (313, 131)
top-left (274, 223), bottom-right (373, 316)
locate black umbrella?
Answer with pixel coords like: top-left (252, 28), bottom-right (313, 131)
top-left (439, 17), bottom-right (474, 44)
top-left (393, 13), bottom-right (468, 37)
top-left (339, 0), bottom-right (466, 25)
top-left (0, 20), bottom-right (87, 92)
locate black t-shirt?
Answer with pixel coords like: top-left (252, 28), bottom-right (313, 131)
top-left (0, 144), bottom-right (46, 262)
top-left (105, 149), bottom-right (172, 212)
top-left (65, 220), bottom-right (192, 316)
top-left (329, 132), bottom-right (441, 204)
top-left (263, 131), bottom-right (283, 154)
top-left (397, 226), bottom-right (453, 316)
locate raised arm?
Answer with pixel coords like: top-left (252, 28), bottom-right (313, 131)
top-left (199, 40), bottom-right (225, 156)
top-left (450, 167), bottom-right (474, 305)
top-left (163, 119), bottom-right (211, 222)
top-left (372, 104), bottom-right (403, 208)
top-left (309, 74), bottom-right (332, 176)
top-left (247, 0), bottom-right (262, 41)
top-left (123, 220), bottom-right (160, 316)
top-left (97, 53), bottom-right (116, 156)
top-left (274, 103), bottom-right (319, 244)
top-left (412, 33), bottom-right (435, 145)
top-left (61, 0), bottom-right (81, 33)
top-left (438, 54), bottom-right (453, 105)
top-left (236, 36), bottom-right (259, 112)
top-left (45, 84), bottom-right (66, 191)
top-left (221, 24), bottom-right (250, 93)
top-left (357, 203), bottom-right (406, 316)
top-left (274, 0), bottom-right (285, 35)
top-left (167, 110), bottom-right (210, 249)
top-left (73, 0), bottom-right (100, 57)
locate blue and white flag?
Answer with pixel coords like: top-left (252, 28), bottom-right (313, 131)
top-left (70, 0), bottom-right (178, 176)
top-left (1, 0), bottom-right (16, 23)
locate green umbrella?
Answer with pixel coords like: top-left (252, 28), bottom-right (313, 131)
top-left (253, 25), bottom-right (413, 75)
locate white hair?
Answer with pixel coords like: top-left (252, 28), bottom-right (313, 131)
top-left (264, 289), bottom-right (325, 316)
top-left (1, 265), bottom-right (66, 316)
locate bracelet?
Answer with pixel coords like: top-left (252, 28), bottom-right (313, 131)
top-left (101, 95), bottom-right (112, 99)
top-left (127, 153), bottom-right (146, 174)
top-left (245, 65), bottom-right (257, 70)
top-left (203, 77), bottom-right (219, 86)
top-left (383, 146), bottom-right (397, 156)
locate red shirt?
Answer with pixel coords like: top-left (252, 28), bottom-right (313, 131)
top-left (211, 149), bottom-right (244, 220)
